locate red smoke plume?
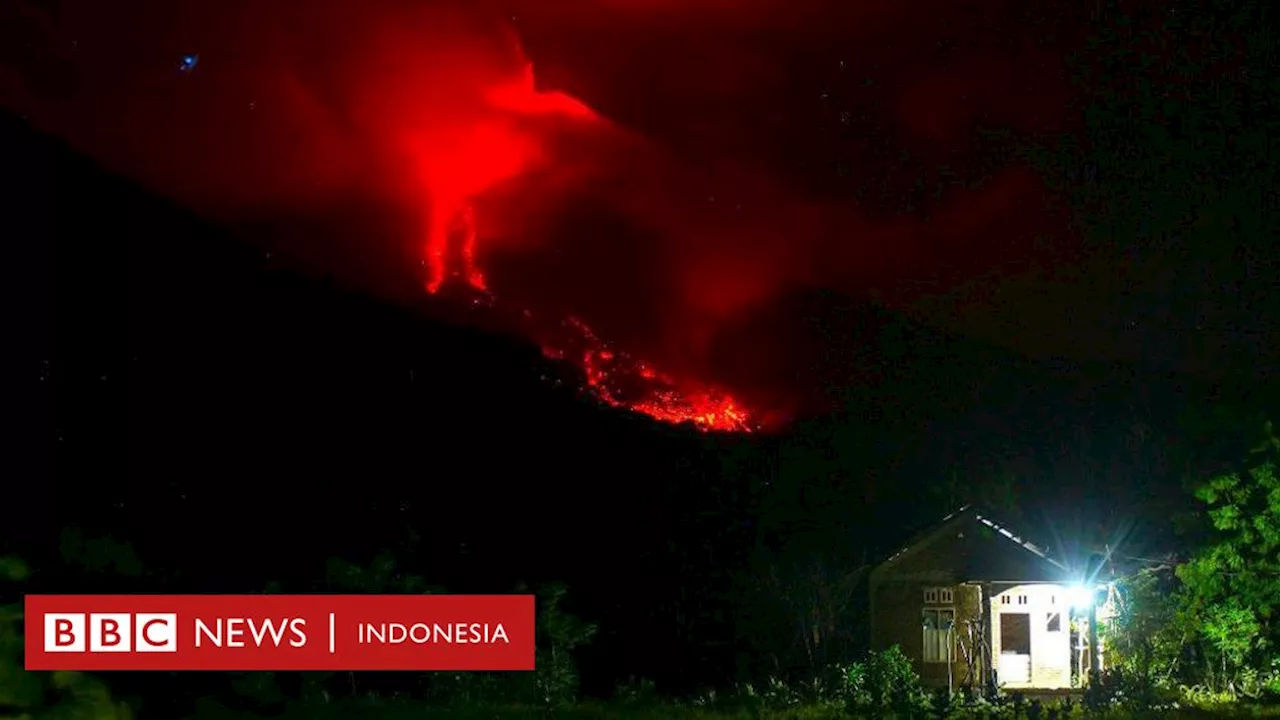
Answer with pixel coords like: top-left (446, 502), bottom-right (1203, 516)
top-left (1, 0), bottom-right (1085, 428)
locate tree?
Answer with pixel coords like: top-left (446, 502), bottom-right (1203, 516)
top-left (734, 546), bottom-right (866, 675)
top-left (532, 582), bottom-right (597, 706)
top-left (1108, 568), bottom-right (1188, 691)
top-left (0, 556), bottom-right (133, 719)
top-left (1175, 422), bottom-right (1280, 694)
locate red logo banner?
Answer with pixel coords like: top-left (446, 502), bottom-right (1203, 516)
top-left (24, 594), bottom-right (535, 671)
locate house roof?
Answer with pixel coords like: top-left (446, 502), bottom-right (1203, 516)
top-left (871, 504), bottom-right (1069, 583)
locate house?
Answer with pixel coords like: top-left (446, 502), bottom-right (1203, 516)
top-left (868, 506), bottom-right (1114, 693)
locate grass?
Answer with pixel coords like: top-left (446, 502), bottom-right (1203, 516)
top-left (181, 698), bottom-right (1280, 720)
top-left (188, 699), bottom-right (849, 720)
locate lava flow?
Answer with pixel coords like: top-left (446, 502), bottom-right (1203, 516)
top-left (414, 60), bottom-right (757, 430)
top-left (545, 317), bottom-right (755, 433)
top-left (425, 202), bottom-right (757, 433)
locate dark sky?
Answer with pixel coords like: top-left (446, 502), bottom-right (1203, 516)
top-left (1, 0), bottom-right (1273, 412)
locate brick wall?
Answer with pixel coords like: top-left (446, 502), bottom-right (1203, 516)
top-left (870, 529), bottom-right (985, 689)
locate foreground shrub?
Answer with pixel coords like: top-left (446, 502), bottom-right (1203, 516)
top-left (845, 645), bottom-right (930, 717)
top-left (0, 556), bottom-right (133, 720)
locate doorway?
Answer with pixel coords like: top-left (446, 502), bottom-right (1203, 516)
top-left (999, 613), bottom-right (1032, 684)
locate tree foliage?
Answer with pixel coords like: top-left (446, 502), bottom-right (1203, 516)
top-left (1107, 420), bottom-right (1280, 703)
top-left (0, 555), bottom-right (134, 719)
top-left (530, 582), bottom-right (597, 706)
top-left (1173, 422), bottom-right (1280, 694)
top-left (1105, 567), bottom-right (1189, 707)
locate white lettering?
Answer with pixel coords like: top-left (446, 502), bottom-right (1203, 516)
top-left (289, 618), bottom-right (308, 647)
top-left (226, 618), bottom-right (246, 647)
top-left (194, 618), bottom-right (218, 648)
top-left (44, 613), bottom-right (177, 653)
top-left (193, 618), bottom-right (308, 648)
top-left (248, 618), bottom-right (308, 647)
top-left (357, 622), bottom-right (509, 644)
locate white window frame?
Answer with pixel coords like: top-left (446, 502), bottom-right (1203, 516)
top-left (922, 608), bottom-right (955, 663)
top-left (1046, 611), bottom-right (1063, 633)
top-left (923, 586), bottom-right (954, 604)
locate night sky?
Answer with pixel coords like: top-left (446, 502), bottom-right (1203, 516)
top-left (2, 0), bottom-right (1278, 700)
top-left (4, 0), bottom-right (1273, 422)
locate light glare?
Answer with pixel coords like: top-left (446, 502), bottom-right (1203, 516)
top-left (1068, 585), bottom-right (1094, 609)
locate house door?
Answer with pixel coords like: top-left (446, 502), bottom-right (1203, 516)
top-left (999, 613), bottom-right (1032, 684)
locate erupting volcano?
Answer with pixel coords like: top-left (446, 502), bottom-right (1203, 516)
top-left (414, 60), bottom-right (757, 433)
top-left (426, 203), bottom-right (758, 433)
top-left (547, 317), bottom-right (754, 432)
top-left (2, 0), bottom-right (896, 434)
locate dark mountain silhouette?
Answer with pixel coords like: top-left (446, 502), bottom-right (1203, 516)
top-left (1, 109), bottom-right (1264, 692)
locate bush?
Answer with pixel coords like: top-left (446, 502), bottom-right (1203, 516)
top-left (0, 556), bottom-right (134, 720)
top-left (613, 677), bottom-right (659, 705)
top-left (845, 645), bottom-right (930, 717)
top-left (1081, 666), bottom-right (1184, 714)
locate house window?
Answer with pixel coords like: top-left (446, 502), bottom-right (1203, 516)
top-left (922, 609), bottom-right (955, 663)
top-left (1047, 612), bottom-right (1062, 632)
top-left (1016, 595), bottom-right (1028, 605)
top-left (923, 587), bottom-right (954, 604)
top-left (1000, 595), bottom-right (1011, 605)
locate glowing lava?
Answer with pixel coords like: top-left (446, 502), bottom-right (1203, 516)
top-left (427, 202), bottom-right (486, 293)
top-left (415, 59), bottom-right (757, 433)
top-left (551, 317), bottom-right (755, 433)
top-left (430, 244), bottom-right (759, 433)
top-left (412, 60), bottom-right (595, 294)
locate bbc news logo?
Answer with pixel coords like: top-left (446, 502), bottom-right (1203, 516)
top-left (45, 613), bottom-right (178, 652)
top-left (26, 595), bottom-right (535, 671)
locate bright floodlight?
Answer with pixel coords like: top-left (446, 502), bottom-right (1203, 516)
top-left (1068, 585), bottom-right (1094, 609)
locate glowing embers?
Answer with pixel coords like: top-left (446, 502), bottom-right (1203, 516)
top-left (542, 317), bottom-right (755, 433)
top-left (416, 188), bottom-right (755, 434)
top-left (425, 202), bottom-right (486, 294)
top-left (428, 264), bottom-right (756, 432)
top-left (413, 59), bottom-right (752, 432)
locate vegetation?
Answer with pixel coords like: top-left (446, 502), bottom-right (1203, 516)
top-left (5, 421), bottom-right (1280, 718)
top-left (8, 414), bottom-right (1280, 719)
top-left (0, 556), bottom-right (133, 720)
top-left (1100, 422), bottom-right (1280, 710)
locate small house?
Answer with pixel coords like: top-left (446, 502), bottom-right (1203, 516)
top-left (868, 506), bottom-right (1111, 692)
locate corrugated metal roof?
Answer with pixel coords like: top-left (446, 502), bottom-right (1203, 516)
top-left (875, 504), bottom-right (1068, 575)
